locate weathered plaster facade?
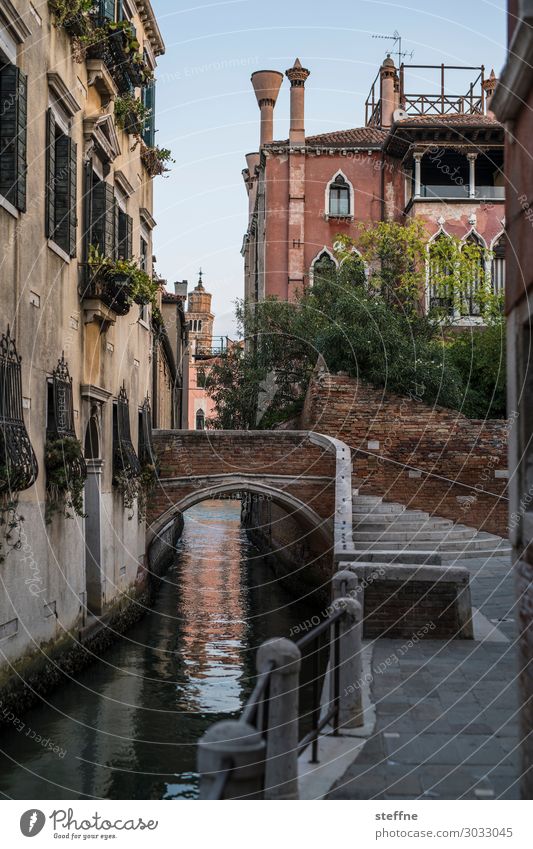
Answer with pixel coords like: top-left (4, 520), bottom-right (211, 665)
top-left (0, 1), bottom-right (176, 690)
top-left (492, 0), bottom-right (533, 800)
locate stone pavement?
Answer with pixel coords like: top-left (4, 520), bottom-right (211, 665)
top-left (328, 555), bottom-right (529, 799)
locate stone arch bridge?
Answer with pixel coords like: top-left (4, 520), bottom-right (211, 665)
top-left (147, 430), bottom-right (353, 566)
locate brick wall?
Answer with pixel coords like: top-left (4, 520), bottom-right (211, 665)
top-left (148, 430), bottom-right (337, 529)
top-left (301, 370), bottom-right (509, 537)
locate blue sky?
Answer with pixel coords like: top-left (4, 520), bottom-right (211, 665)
top-left (150, 0), bottom-right (507, 336)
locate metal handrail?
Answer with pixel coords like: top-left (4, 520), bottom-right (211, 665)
top-left (209, 606), bottom-right (347, 797)
top-left (296, 609), bottom-right (343, 763)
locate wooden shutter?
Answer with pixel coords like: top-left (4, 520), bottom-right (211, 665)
top-left (0, 64), bottom-right (27, 211)
top-left (126, 214), bottom-right (133, 259)
top-left (91, 181), bottom-right (115, 257)
top-left (54, 133), bottom-right (69, 252)
top-left (69, 140), bottom-right (77, 257)
top-left (117, 210), bottom-right (133, 259)
top-left (15, 69), bottom-right (27, 212)
top-left (45, 108), bottom-right (56, 237)
top-left (100, 0), bottom-right (117, 21)
top-left (142, 82), bottom-right (156, 148)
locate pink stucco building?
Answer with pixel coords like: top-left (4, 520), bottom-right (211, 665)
top-left (243, 57), bottom-right (506, 311)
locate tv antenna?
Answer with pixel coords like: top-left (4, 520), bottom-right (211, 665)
top-left (371, 30), bottom-right (414, 66)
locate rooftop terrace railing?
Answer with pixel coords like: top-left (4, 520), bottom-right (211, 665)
top-left (365, 63), bottom-right (486, 127)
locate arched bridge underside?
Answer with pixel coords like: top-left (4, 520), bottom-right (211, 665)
top-left (147, 430), bottom-right (353, 558)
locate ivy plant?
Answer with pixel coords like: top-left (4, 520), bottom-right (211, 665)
top-left (45, 437), bottom-right (87, 525)
top-left (114, 93), bottom-right (151, 135)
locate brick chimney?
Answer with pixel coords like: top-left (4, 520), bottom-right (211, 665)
top-left (380, 54), bottom-right (397, 128)
top-left (285, 58), bottom-right (310, 145)
top-left (251, 70), bottom-right (284, 149)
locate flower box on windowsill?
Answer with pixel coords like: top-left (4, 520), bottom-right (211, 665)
top-left (81, 268), bottom-right (133, 318)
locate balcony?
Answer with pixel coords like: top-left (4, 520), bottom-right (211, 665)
top-left (86, 19), bottom-right (149, 94)
top-left (193, 336), bottom-right (229, 360)
top-left (418, 185), bottom-right (505, 201)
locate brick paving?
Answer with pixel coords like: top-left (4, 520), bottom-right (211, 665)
top-left (328, 556), bottom-right (529, 799)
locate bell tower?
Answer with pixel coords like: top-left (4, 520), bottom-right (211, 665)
top-left (187, 270), bottom-right (214, 353)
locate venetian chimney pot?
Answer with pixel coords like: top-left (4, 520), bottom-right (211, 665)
top-left (251, 69), bottom-right (284, 148)
top-left (483, 68), bottom-right (498, 118)
top-left (285, 58), bottom-right (310, 146)
top-left (380, 54), bottom-right (397, 128)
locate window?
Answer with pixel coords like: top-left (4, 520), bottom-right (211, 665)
top-left (140, 235), bottom-right (149, 271)
top-left (113, 384), bottom-right (141, 484)
top-left (0, 59), bottom-right (27, 212)
top-left (141, 80), bottom-right (156, 148)
top-left (45, 109), bottom-right (77, 256)
top-left (428, 233), bottom-right (455, 315)
top-left (46, 354), bottom-right (77, 438)
top-left (329, 174), bottom-right (350, 217)
top-left (89, 175), bottom-right (115, 257)
top-left (98, 0), bottom-right (122, 22)
top-left (0, 327), bottom-right (38, 494)
top-left (198, 319), bottom-right (202, 332)
top-left (492, 233), bottom-right (506, 296)
top-left (117, 208), bottom-right (133, 259)
top-left (196, 409), bottom-right (205, 430)
top-left (311, 251), bottom-right (336, 285)
top-left (138, 397), bottom-right (156, 466)
top-left (462, 233), bottom-right (485, 316)
top-left (197, 368), bottom-right (206, 388)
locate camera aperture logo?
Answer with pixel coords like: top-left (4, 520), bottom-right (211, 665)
top-left (20, 810), bottom-right (46, 837)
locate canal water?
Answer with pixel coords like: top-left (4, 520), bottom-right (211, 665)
top-left (0, 500), bottom-right (321, 800)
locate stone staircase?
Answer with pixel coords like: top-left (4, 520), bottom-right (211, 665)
top-left (351, 493), bottom-right (511, 562)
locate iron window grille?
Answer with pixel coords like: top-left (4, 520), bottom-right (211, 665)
top-left (47, 354), bottom-right (77, 439)
top-left (113, 384), bottom-right (141, 481)
top-left (138, 395), bottom-right (157, 468)
top-left (0, 327), bottom-right (38, 494)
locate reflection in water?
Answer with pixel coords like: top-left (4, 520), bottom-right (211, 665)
top-left (0, 500), bottom-right (319, 800)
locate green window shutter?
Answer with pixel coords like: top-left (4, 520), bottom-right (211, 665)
top-left (99, 0), bottom-right (117, 22)
top-left (112, 194), bottom-right (119, 260)
top-left (126, 214), bottom-right (133, 259)
top-left (0, 63), bottom-right (27, 211)
top-left (45, 108), bottom-right (56, 237)
top-left (69, 140), bottom-right (77, 257)
top-left (117, 209), bottom-right (133, 259)
top-left (54, 133), bottom-right (70, 252)
top-left (15, 69), bottom-right (27, 212)
top-left (142, 82), bottom-right (156, 148)
top-left (91, 180), bottom-right (115, 257)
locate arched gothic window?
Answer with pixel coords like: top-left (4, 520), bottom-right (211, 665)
top-left (428, 233), bottom-right (455, 315)
top-left (491, 233), bottom-right (506, 296)
top-left (462, 232), bottom-right (486, 316)
top-left (311, 251), bottom-right (336, 285)
top-left (196, 409), bottom-right (205, 430)
top-left (329, 174), bottom-right (351, 217)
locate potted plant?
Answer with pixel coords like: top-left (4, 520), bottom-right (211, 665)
top-left (141, 145), bottom-right (175, 177)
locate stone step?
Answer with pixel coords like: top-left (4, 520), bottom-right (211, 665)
top-left (352, 517), bottom-right (453, 531)
top-left (351, 546), bottom-right (510, 564)
top-left (350, 536), bottom-right (505, 553)
top-left (352, 503), bottom-right (406, 515)
top-left (352, 527), bottom-right (477, 543)
top-left (352, 510), bottom-right (434, 525)
top-left (351, 494), bottom-right (383, 503)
